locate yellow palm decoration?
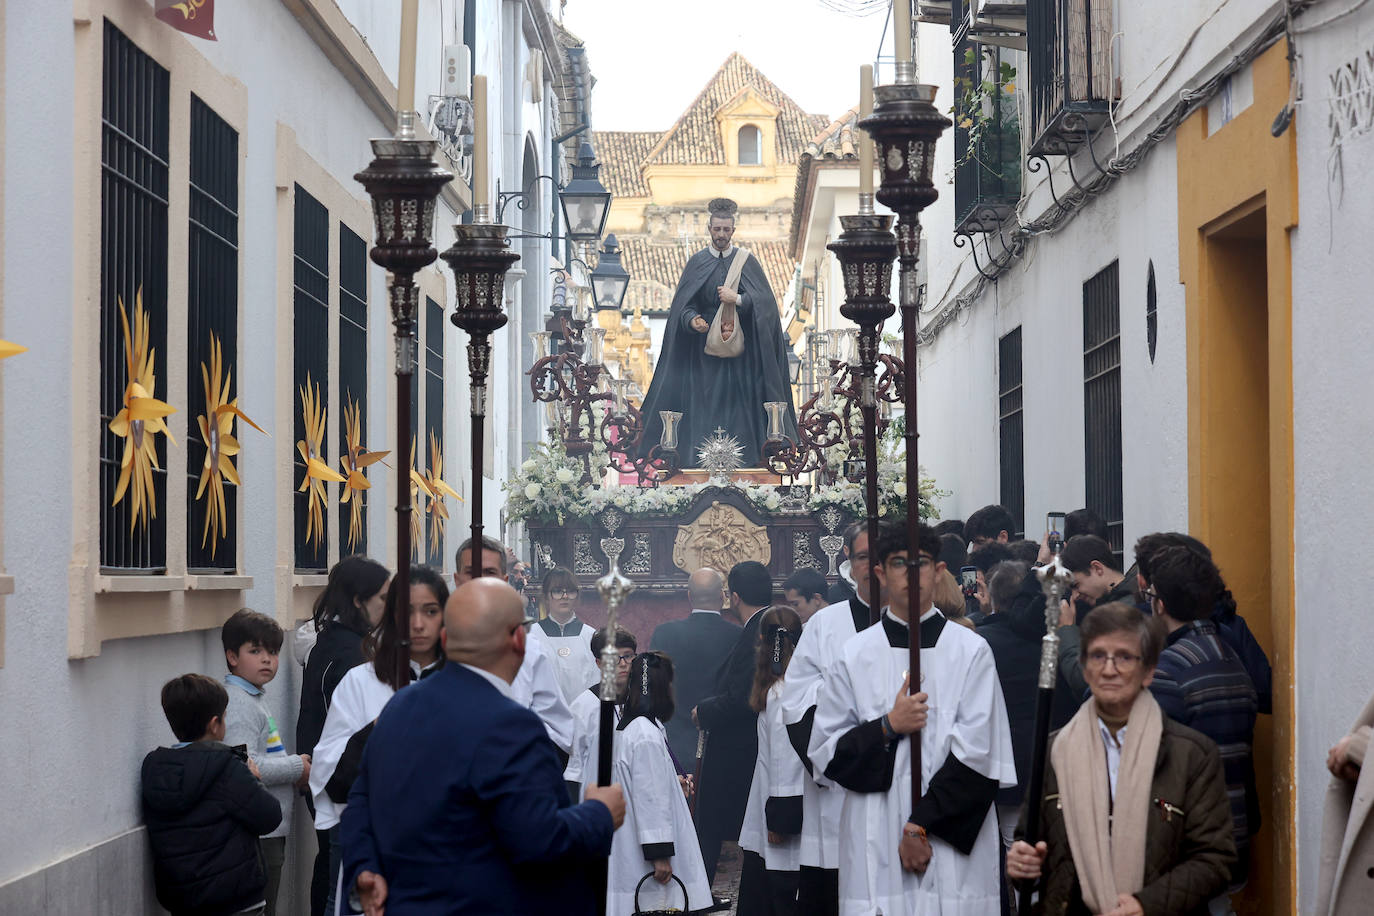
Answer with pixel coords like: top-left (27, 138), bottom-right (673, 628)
top-left (409, 436), bottom-right (433, 562)
top-left (0, 340), bottom-right (26, 358)
top-left (424, 431), bottom-right (464, 549)
top-left (194, 334), bottom-right (266, 557)
top-left (339, 396), bottom-right (389, 552)
top-left (108, 290), bottom-right (177, 530)
top-left (297, 375), bottom-right (344, 551)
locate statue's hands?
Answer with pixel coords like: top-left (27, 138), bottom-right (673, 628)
top-left (690, 316), bottom-right (709, 333)
top-left (717, 286), bottom-right (740, 308)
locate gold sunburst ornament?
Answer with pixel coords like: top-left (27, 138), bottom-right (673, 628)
top-left (424, 431), bottom-right (464, 549)
top-left (195, 333), bottom-right (266, 556)
top-left (298, 375), bottom-right (344, 551)
top-left (108, 290), bottom-right (177, 529)
top-left (339, 397), bottom-right (389, 552)
top-left (0, 340), bottom-right (26, 359)
top-left (409, 436), bottom-right (433, 561)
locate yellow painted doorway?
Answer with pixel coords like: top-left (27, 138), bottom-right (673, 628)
top-left (1177, 40), bottom-right (1297, 916)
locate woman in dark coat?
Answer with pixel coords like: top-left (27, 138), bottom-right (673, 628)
top-left (295, 555), bottom-right (389, 916)
top-left (1007, 603), bottom-right (1235, 916)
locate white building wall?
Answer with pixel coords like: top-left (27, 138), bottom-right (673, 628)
top-left (1290, 10), bottom-right (1374, 907)
top-left (913, 140), bottom-right (1188, 540)
top-left (0, 0), bottom-right (568, 908)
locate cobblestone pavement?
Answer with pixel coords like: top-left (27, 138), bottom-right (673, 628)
top-left (709, 841), bottom-right (742, 914)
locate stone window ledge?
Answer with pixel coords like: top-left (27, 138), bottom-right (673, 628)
top-left (94, 575), bottom-right (186, 594)
top-left (186, 574), bottom-right (254, 591)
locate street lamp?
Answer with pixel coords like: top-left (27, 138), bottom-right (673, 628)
top-left (354, 110), bottom-right (454, 691)
top-left (559, 141), bottom-right (612, 244)
top-left (787, 348), bottom-right (802, 385)
top-left (590, 234), bottom-right (631, 312)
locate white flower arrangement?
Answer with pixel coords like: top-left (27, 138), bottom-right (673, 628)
top-left (808, 458), bottom-right (943, 520)
top-left (505, 431), bottom-right (946, 526)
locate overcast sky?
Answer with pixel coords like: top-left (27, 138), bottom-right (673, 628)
top-left (561, 0), bottom-right (894, 131)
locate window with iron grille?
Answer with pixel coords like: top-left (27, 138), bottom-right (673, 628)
top-left (1083, 261), bottom-right (1123, 560)
top-left (998, 327), bottom-right (1026, 540)
top-left (100, 21), bottom-right (169, 572)
top-left (186, 96), bottom-right (239, 572)
top-left (338, 223), bottom-right (368, 556)
top-left (424, 297), bottom-right (445, 567)
top-left (293, 186), bottom-right (330, 572)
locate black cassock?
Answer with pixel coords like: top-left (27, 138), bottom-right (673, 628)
top-left (638, 246), bottom-right (797, 467)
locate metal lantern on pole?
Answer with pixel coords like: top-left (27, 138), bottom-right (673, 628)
top-left (858, 65), bottom-right (951, 813)
top-left (825, 213), bottom-right (897, 626)
top-left (354, 110), bottom-right (453, 691)
top-left (559, 141), bottom-right (613, 245)
top-left (590, 234), bottom-right (631, 312)
top-left (440, 215), bottom-right (519, 582)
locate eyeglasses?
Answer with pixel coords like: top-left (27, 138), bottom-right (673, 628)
top-left (1142, 589), bottom-right (1158, 604)
top-left (616, 653), bottom-right (635, 666)
top-left (509, 619), bottom-right (538, 636)
top-left (549, 589), bottom-right (577, 598)
top-left (1085, 651), bottom-right (1142, 672)
top-left (885, 555), bottom-right (932, 571)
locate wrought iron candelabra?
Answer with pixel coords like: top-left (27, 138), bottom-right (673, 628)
top-left (762, 334), bottom-right (904, 482)
top-left (527, 326), bottom-right (681, 487)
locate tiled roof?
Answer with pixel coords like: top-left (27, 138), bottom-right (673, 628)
top-left (789, 105), bottom-right (861, 257)
top-left (644, 53), bottom-right (830, 167)
top-left (592, 130), bottom-right (661, 198)
top-left (616, 236), bottom-right (796, 315)
top-left (805, 106), bottom-right (861, 161)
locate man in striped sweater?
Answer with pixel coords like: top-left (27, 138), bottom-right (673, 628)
top-left (1144, 545), bottom-right (1259, 916)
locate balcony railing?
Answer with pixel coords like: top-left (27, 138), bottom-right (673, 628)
top-left (954, 41), bottom-right (1022, 234)
top-left (1027, 0), bottom-right (1115, 156)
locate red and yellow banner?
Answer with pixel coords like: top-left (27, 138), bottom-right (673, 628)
top-left (154, 0), bottom-right (217, 42)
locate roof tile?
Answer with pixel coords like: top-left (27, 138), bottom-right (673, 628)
top-left (643, 53), bottom-right (829, 167)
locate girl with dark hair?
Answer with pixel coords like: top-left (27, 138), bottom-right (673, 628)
top-left (309, 565), bottom-right (448, 916)
top-left (607, 652), bottom-right (712, 916)
top-left (737, 607), bottom-right (805, 916)
top-left (295, 555), bottom-right (389, 916)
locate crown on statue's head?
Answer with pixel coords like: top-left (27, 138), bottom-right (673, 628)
top-left (707, 198), bottom-right (739, 219)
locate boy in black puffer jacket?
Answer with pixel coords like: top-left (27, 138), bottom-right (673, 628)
top-left (142, 674), bottom-right (283, 916)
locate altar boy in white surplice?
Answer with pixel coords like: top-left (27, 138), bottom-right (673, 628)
top-left (810, 521), bottom-right (1016, 916)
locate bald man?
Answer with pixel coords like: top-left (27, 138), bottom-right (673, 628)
top-left (341, 579), bottom-right (624, 916)
top-left (649, 567), bottom-right (742, 768)
top-left (455, 536), bottom-right (575, 756)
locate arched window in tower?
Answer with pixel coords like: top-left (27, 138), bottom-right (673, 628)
top-left (738, 124), bottom-right (762, 165)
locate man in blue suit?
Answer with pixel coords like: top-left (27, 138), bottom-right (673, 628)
top-left (340, 578), bottom-right (625, 915)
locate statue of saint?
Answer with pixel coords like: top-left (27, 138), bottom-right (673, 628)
top-left (637, 198), bottom-right (797, 467)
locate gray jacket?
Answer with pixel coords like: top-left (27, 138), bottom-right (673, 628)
top-left (223, 676), bottom-right (303, 839)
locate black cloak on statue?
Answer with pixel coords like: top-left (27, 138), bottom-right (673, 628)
top-left (637, 246), bottom-right (797, 467)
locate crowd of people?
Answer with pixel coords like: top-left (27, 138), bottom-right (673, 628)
top-left (137, 507), bottom-right (1373, 916)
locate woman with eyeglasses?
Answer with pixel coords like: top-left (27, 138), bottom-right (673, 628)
top-left (737, 606), bottom-right (805, 915)
top-left (607, 651), bottom-right (712, 916)
top-left (1007, 602), bottom-right (1236, 916)
top-left (528, 566), bottom-right (602, 705)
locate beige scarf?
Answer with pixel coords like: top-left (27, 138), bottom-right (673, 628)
top-left (1050, 689), bottom-right (1163, 913)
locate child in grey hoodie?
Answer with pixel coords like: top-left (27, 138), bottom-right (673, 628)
top-left (222, 609), bottom-right (310, 916)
